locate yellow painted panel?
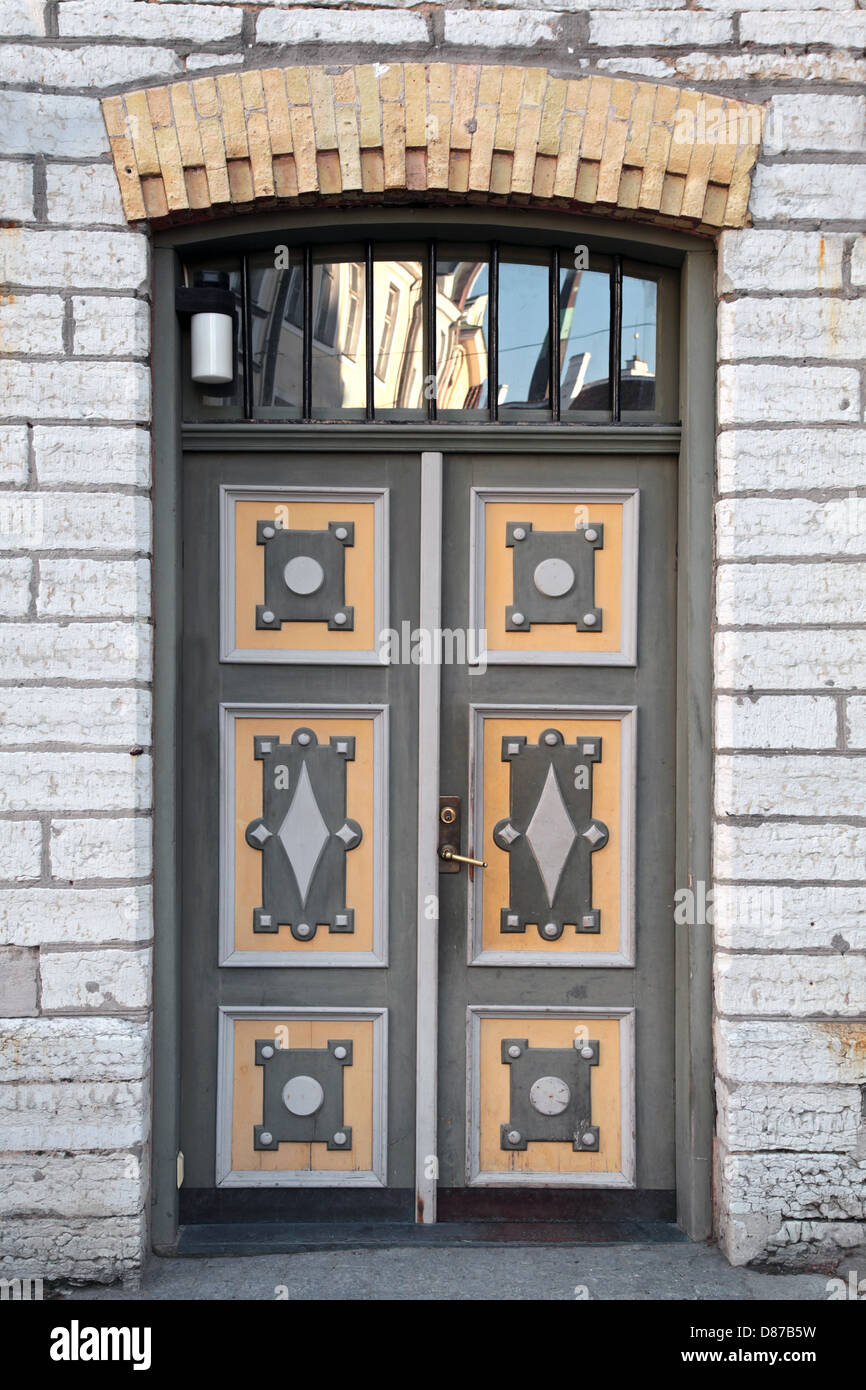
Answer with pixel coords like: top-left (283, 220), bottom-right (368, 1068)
top-left (230, 1016), bottom-right (374, 1172)
top-left (233, 498), bottom-right (377, 654)
top-left (478, 1015), bottom-right (622, 1175)
top-left (483, 500), bottom-right (624, 655)
top-left (481, 717), bottom-right (621, 955)
top-left (234, 715), bottom-right (375, 955)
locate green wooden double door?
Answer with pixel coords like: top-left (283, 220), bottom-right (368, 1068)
top-left (179, 444), bottom-right (677, 1224)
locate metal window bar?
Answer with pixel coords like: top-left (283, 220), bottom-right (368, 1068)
top-left (610, 252), bottom-right (623, 423)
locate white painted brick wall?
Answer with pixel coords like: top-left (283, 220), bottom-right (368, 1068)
top-left (0, 0), bottom-right (863, 1282)
top-left (716, 1081), bottom-right (861, 1152)
top-left (0, 887), bottom-right (153, 946)
top-left (40, 947), bottom-right (151, 1012)
top-left (0, 1017), bottom-right (148, 1087)
top-left (715, 953), bottom-right (866, 1017)
top-left (34, 426), bottom-right (151, 487)
top-left (50, 817), bottom-right (152, 881)
top-left (0, 820), bottom-right (42, 883)
top-left (715, 695), bottom-right (838, 750)
top-left (0, 687), bottom-right (151, 747)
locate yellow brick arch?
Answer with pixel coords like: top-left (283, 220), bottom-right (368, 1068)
top-left (102, 63), bottom-right (764, 234)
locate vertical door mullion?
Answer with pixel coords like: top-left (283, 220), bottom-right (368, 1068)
top-left (415, 450), bottom-right (444, 1224)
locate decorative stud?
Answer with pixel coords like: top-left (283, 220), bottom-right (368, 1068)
top-left (512, 527), bottom-right (526, 541)
top-left (582, 1132), bottom-right (596, 1147)
top-left (543, 922), bottom-right (558, 937)
top-left (334, 1046), bottom-right (348, 1060)
top-left (297, 732), bottom-right (311, 745)
top-left (584, 528), bottom-right (598, 542)
top-left (262, 609), bottom-right (275, 623)
top-left (544, 732), bottom-right (558, 745)
top-left (508, 1130), bottom-right (521, 1145)
top-left (296, 922), bottom-right (311, 937)
top-left (262, 526), bottom-right (276, 539)
top-left (334, 527), bottom-right (348, 541)
top-left (580, 1046), bottom-right (594, 1060)
top-left (281, 1075), bottom-right (325, 1117)
top-left (333, 1131), bottom-right (347, 1146)
top-left (533, 557), bottom-right (576, 598)
top-left (582, 613), bottom-right (597, 627)
top-left (511, 611), bottom-right (525, 625)
top-left (508, 1044), bottom-right (522, 1058)
top-left (259, 1131), bottom-right (273, 1145)
top-left (333, 612), bottom-right (347, 626)
top-left (529, 1076), bottom-right (572, 1116)
top-left (261, 1045), bottom-right (274, 1059)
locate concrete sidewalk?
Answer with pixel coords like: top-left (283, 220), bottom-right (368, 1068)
top-left (56, 1243), bottom-right (835, 1301)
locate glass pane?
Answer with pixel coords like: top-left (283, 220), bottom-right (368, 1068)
top-left (248, 255), bottom-right (303, 415)
top-left (311, 258), bottom-right (367, 414)
top-left (558, 267), bottom-right (610, 414)
top-left (436, 254), bottom-right (489, 411)
top-left (373, 260), bottom-right (424, 411)
top-left (498, 256), bottom-right (550, 412)
top-left (621, 274), bottom-right (658, 411)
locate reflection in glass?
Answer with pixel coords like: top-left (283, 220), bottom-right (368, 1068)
top-left (621, 275), bottom-right (657, 411)
top-left (558, 267), bottom-right (610, 413)
top-left (248, 257), bottom-right (303, 414)
top-left (498, 257), bottom-right (550, 411)
top-left (311, 259), bottom-right (367, 414)
top-left (436, 256), bottom-right (489, 411)
top-left (373, 260), bottom-right (424, 411)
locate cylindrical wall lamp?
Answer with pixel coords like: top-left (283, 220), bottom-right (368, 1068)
top-left (175, 269), bottom-right (236, 386)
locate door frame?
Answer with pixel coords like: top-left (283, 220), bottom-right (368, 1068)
top-left (149, 209), bottom-right (714, 1250)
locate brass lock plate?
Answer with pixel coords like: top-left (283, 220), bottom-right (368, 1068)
top-left (439, 795), bottom-right (461, 873)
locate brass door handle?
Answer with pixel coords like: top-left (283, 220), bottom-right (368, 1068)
top-left (439, 845), bottom-right (487, 868)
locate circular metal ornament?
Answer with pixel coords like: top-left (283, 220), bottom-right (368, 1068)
top-left (529, 1076), bottom-right (571, 1116)
top-left (282, 1075), bottom-right (325, 1116)
top-left (284, 555), bottom-right (325, 596)
top-left (582, 612), bottom-right (598, 627)
top-left (533, 556), bottom-right (576, 598)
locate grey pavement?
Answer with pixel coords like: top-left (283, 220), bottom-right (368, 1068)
top-left (57, 1243), bottom-right (835, 1301)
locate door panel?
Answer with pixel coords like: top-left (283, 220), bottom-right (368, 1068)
top-left (437, 452), bottom-right (677, 1204)
top-left (180, 451), bottom-right (419, 1212)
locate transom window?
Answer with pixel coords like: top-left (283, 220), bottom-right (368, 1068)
top-left (180, 239), bottom-right (678, 425)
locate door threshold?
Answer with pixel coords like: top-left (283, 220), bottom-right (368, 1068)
top-left (177, 1220), bottom-right (688, 1256)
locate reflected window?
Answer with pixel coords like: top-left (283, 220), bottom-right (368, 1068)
top-left (498, 254), bottom-right (550, 413)
top-left (373, 260), bottom-right (424, 411)
top-left (559, 267), bottom-right (610, 413)
top-left (436, 254), bottom-right (489, 412)
top-left (311, 258), bottom-right (367, 414)
top-left (621, 275), bottom-right (657, 411)
top-left (247, 257), bottom-right (301, 416)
